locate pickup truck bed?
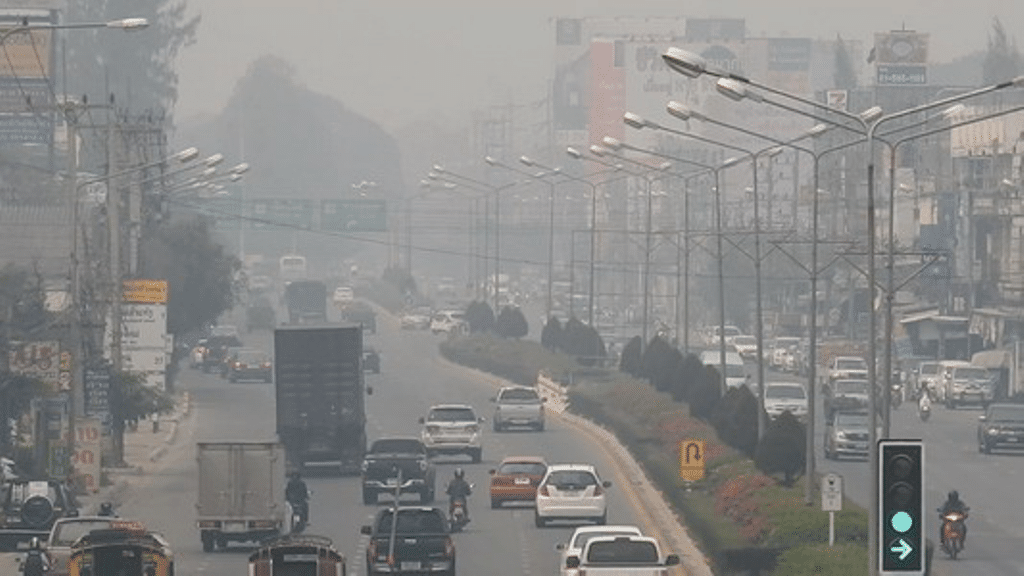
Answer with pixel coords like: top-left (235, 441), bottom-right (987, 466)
top-left (361, 507), bottom-right (455, 576)
top-left (567, 535), bottom-right (680, 576)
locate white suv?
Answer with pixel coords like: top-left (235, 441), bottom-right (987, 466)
top-left (419, 404), bottom-right (483, 462)
top-left (430, 310), bottom-right (467, 335)
top-left (535, 464), bottom-right (611, 527)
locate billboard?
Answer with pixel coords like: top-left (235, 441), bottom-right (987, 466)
top-left (873, 31), bottom-right (929, 64)
top-left (9, 340), bottom-right (60, 389)
top-left (0, 26), bottom-right (52, 78)
top-left (119, 304), bottom-right (168, 350)
top-left (123, 279), bottom-right (168, 304)
top-left (588, 39), bottom-right (626, 147)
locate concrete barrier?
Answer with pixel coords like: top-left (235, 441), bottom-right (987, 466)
top-left (536, 371), bottom-right (567, 414)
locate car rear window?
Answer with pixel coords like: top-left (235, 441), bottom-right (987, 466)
top-left (237, 350), bottom-right (268, 363)
top-left (837, 359), bottom-right (866, 370)
top-left (498, 462), bottom-right (546, 476)
top-left (920, 363), bottom-right (939, 375)
top-left (586, 539), bottom-right (659, 563)
top-left (370, 439), bottom-right (424, 454)
top-left (837, 381), bottom-right (868, 394)
top-left (546, 470), bottom-right (598, 488)
top-left (428, 408), bottom-right (477, 422)
top-left (571, 529), bottom-right (641, 549)
top-left (376, 509), bottom-right (447, 533)
top-left (766, 385), bottom-right (805, 400)
top-left (953, 367), bottom-right (990, 381)
top-left (499, 388), bottom-right (540, 403)
top-left (53, 520), bottom-right (114, 546)
top-left (987, 406), bottom-right (1024, 421)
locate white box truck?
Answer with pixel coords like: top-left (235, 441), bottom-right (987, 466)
top-left (195, 442), bottom-right (288, 552)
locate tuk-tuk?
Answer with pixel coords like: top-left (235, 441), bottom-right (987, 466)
top-left (67, 521), bottom-right (174, 576)
top-left (248, 534), bottom-right (345, 576)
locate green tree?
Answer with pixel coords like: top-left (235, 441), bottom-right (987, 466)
top-left (465, 301), bottom-right (495, 333)
top-left (687, 362), bottom-right (721, 418)
top-left (640, 336), bottom-right (678, 393)
top-left (672, 353), bottom-right (703, 403)
top-left (983, 17), bottom-right (1022, 84)
top-left (541, 316), bottom-right (564, 351)
top-left (139, 215), bottom-right (240, 339)
top-left (711, 385), bottom-right (760, 457)
top-left (619, 336), bottom-right (643, 377)
top-left (754, 411), bottom-right (806, 486)
top-left (834, 35), bottom-right (858, 90)
top-left (109, 371), bottom-right (175, 466)
top-left (495, 306), bottom-right (528, 339)
top-left (64, 0), bottom-right (200, 120)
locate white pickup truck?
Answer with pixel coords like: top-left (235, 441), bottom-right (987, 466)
top-left (491, 385), bottom-right (546, 431)
top-left (565, 534), bottom-right (680, 576)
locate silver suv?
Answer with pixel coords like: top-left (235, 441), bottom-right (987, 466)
top-left (491, 386), bottom-right (546, 431)
top-left (419, 404), bottom-right (483, 462)
top-left (943, 363), bottom-right (995, 409)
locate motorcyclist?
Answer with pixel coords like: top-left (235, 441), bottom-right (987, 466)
top-left (918, 388), bottom-right (931, 413)
top-left (938, 490), bottom-right (969, 546)
top-left (285, 471), bottom-right (309, 525)
top-left (446, 468), bottom-right (472, 522)
top-left (22, 537), bottom-right (48, 576)
top-left (97, 502), bottom-right (117, 517)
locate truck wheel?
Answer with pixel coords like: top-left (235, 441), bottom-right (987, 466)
top-left (363, 489), bottom-right (376, 505)
top-left (201, 531), bottom-right (214, 553)
top-left (471, 448), bottom-right (482, 463)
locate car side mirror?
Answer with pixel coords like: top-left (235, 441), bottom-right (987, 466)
top-left (360, 525), bottom-right (372, 535)
top-left (478, 417), bottom-right (485, 423)
top-left (555, 543), bottom-right (566, 551)
top-left (602, 480), bottom-right (612, 488)
top-left (489, 469), bottom-right (496, 475)
top-left (541, 397), bottom-right (547, 403)
top-left (664, 554), bottom-right (680, 566)
top-left (366, 386), bottom-right (374, 396)
top-left (418, 417), bottom-right (425, 424)
top-left (978, 415), bottom-right (987, 422)
top-left (565, 556), bottom-right (581, 569)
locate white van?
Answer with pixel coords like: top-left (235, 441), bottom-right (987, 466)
top-left (700, 350), bottom-right (750, 392)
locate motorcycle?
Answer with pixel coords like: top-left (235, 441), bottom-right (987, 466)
top-left (919, 402), bottom-right (931, 422)
top-left (289, 490), bottom-right (310, 534)
top-left (891, 384), bottom-right (903, 409)
top-left (939, 509), bottom-right (968, 559)
top-left (449, 497), bottom-right (469, 532)
top-left (21, 538), bottom-right (48, 576)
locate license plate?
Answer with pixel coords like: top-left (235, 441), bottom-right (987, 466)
top-left (514, 477), bottom-right (530, 485)
top-left (401, 561), bottom-right (421, 570)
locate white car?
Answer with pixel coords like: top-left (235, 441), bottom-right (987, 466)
top-left (400, 306), bottom-right (432, 330)
top-left (555, 525), bottom-right (643, 576)
top-left (763, 382), bottom-right (809, 422)
top-left (419, 404), bottom-right (483, 462)
top-left (731, 335), bottom-right (758, 360)
top-left (333, 285), bottom-right (354, 304)
top-left (430, 310), bottom-right (467, 335)
top-left (770, 337), bottom-right (801, 367)
top-left (535, 464), bottom-right (611, 527)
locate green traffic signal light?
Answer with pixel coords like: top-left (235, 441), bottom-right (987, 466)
top-left (879, 440), bottom-right (923, 573)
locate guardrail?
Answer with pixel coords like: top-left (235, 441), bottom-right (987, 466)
top-left (536, 371), bottom-right (567, 414)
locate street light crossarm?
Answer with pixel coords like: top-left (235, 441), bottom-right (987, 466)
top-left (75, 148), bottom-right (200, 191)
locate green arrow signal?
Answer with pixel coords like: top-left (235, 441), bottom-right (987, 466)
top-left (890, 539), bottom-right (913, 560)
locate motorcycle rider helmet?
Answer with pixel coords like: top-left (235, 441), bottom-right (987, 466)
top-left (949, 490), bottom-right (959, 502)
top-left (454, 468), bottom-right (464, 479)
top-left (99, 502), bottom-right (114, 515)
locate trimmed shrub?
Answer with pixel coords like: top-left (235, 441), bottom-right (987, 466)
top-left (688, 361), bottom-right (722, 418)
top-left (712, 385), bottom-right (760, 457)
top-left (754, 411), bottom-right (806, 486)
top-left (541, 316), bottom-right (563, 350)
top-left (464, 300), bottom-right (495, 333)
top-left (495, 306), bottom-right (528, 338)
top-left (619, 336), bottom-right (643, 377)
top-left (640, 336), bottom-right (679, 392)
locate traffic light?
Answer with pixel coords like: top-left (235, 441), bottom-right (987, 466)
top-left (879, 439), bottom-right (924, 574)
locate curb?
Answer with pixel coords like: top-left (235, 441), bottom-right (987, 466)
top-left (438, 354), bottom-right (713, 576)
top-left (148, 392), bottom-right (190, 463)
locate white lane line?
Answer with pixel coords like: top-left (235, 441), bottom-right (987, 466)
top-left (518, 516), bottom-right (533, 576)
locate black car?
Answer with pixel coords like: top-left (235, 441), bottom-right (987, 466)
top-left (202, 335), bottom-right (243, 373)
top-left (227, 348), bottom-right (273, 383)
top-left (978, 403), bottom-right (1024, 453)
top-left (1, 478), bottom-right (78, 533)
top-left (361, 437), bottom-right (435, 505)
top-left (363, 347), bottom-right (380, 374)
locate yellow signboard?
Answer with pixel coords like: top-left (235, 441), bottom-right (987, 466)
top-left (123, 279), bottom-right (168, 304)
top-left (0, 27), bottom-right (52, 78)
top-left (679, 439), bottom-right (706, 482)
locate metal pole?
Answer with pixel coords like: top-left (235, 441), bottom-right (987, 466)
top-left (66, 107), bottom-right (82, 476)
top-left (715, 170), bottom-right (728, 394)
top-left (547, 180), bottom-right (556, 319)
top-left (483, 197), bottom-right (489, 304)
top-left (884, 144), bottom-right (897, 438)
top-left (805, 156), bottom-right (820, 506)
top-left (494, 187), bottom-right (501, 311)
top-left (589, 180), bottom-right (597, 327)
top-left (867, 152), bottom-right (879, 576)
top-left (683, 179), bottom-right (691, 352)
top-left (642, 176), bottom-right (653, 347)
top-left (752, 160), bottom-right (767, 440)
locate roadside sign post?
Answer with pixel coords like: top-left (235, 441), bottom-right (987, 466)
top-left (678, 440), bottom-right (705, 482)
top-left (822, 473), bottom-right (843, 546)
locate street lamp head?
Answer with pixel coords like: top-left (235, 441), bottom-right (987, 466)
top-left (806, 123), bottom-right (830, 137)
top-left (204, 153), bottom-right (224, 167)
top-left (589, 144), bottom-right (611, 157)
top-left (200, 167), bottom-right (217, 178)
top-left (662, 47), bottom-right (706, 78)
top-left (484, 156), bottom-right (501, 167)
top-left (228, 173), bottom-right (243, 182)
top-left (1012, 76), bottom-right (1024, 87)
top-left (623, 112), bottom-right (650, 130)
top-left (566, 147), bottom-right (583, 159)
top-left (657, 161), bottom-right (672, 171)
top-left (859, 105), bottom-right (884, 123)
top-left (716, 78), bottom-right (763, 103)
top-left (722, 156), bottom-right (742, 168)
top-left (942, 104), bottom-right (966, 118)
top-left (601, 136), bottom-right (623, 150)
top-left (419, 179), bottom-right (431, 187)
top-left (231, 162), bottom-right (250, 174)
top-left (432, 164), bottom-right (446, 173)
top-left (106, 18), bottom-right (149, 30)
top-left (174, 147), bottom-right (200, 163)
top-left (765, 146), bottom-right (784, 158)
top-left (519, 155), bottom-right (535, 167)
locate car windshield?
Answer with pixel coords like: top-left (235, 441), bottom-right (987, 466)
top-left (546, 470), bottom-right (598, 488)
top-left (837, 381), bottom-right (868, 394)
top-left (571, 529), bottom-right (641, 549)
top-left (776, 338), bottom-right (799, 347)
top-left (498, 462), bottom-right (547, 476)
top-left (376, 510), bottom-right (447, 533)
top-left (835, 413), bottom-right (869, 427)
top-left (586, 539), bottom-right (659, 563)
top-left (370, 439), bottom-right (424, 454)
top-left (767, 385), bottom-right (805, 400)
top-left (722, 327), bottom-right (740, 336)
top-left (920, 363), bottom-right (939, 375)
top-left (499, 388), bottom-right (540, 403)
top-left (953, 367), bottom-right (990, 380)
top-left (837, 359), bottom-right (866, 370)
top-left (428, 407), bottom-right (477, 422)
top-left (52, 520), bottom-right (114, 546)
top-left (988, 406), bottom-right (1024, 421)
top-left (733, 336), bottom-right (756, 346)
top-left (237, 350), bottom-right (268, 363)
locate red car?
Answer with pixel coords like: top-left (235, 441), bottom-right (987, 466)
top-left (489, 456), bottom-right (547, 508)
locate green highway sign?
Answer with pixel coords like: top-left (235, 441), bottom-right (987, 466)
top-left (250, 198), bottom-right (317, 231)
top-left (201, 197), bottom-right (245, 230)
top-left (321, 199), bottom-right (387, 232)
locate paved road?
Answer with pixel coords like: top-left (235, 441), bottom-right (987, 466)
top-left (96, 311), bottom-right (676, 576)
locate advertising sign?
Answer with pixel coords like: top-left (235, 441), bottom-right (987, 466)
top-left (122, 279), bottom-right (167, 304)
top-left (121, 349), bottom-right (167, 373)
top-left (72, 418), bottom-right (101, 493)
top-left (0, 77), bottom-right (50, 111)
top-left (877, 65), bottom-right (927, 85)
top-left (0, 113), bottom-right (52, 144)
top-left (84, 367), bottom-right (111, 432)
top-left (119, 304), bottom-right (168, 350)
top-left (873, 31), bottom-right (929, 64)
top-left (9, 340), bottom-right (60, 389)
top-left (0, 26), bottom-right (52, 78)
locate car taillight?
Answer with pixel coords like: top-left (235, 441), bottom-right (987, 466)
top-left (262, 363), bottom-right (271, 368)
top-left (593, 485), bottom-right (603, 496)
top-left (419, 460), bottom-right (428, 470)
top-left (367, 540), bottom-right (377, 558)
top-left (538, 485), bottom-right (549, 496)
top-left (444, 537), bottom-right (455, 557)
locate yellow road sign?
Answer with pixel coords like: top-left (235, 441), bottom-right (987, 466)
top-left (679, 439), bottom-right (705, 481)
top-left (123, 279), bottom-right (168, 304)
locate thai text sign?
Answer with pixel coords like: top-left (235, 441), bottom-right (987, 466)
top-left (123, 279), bottom-right (167, 304)
top-left (72, 419), bottom-right (101, 492)
top-left (9, 340), bottom-right (60, 389)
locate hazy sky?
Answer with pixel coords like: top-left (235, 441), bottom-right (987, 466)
top-left (175, 0), bottom-right (1024, 133)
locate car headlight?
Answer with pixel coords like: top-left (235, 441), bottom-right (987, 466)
top-left (835, 432), bottom-right (846, 440)
top-left (419, 460), bottom-right (428, 470)
top-left (988, 428), bottom-right (999, 435)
